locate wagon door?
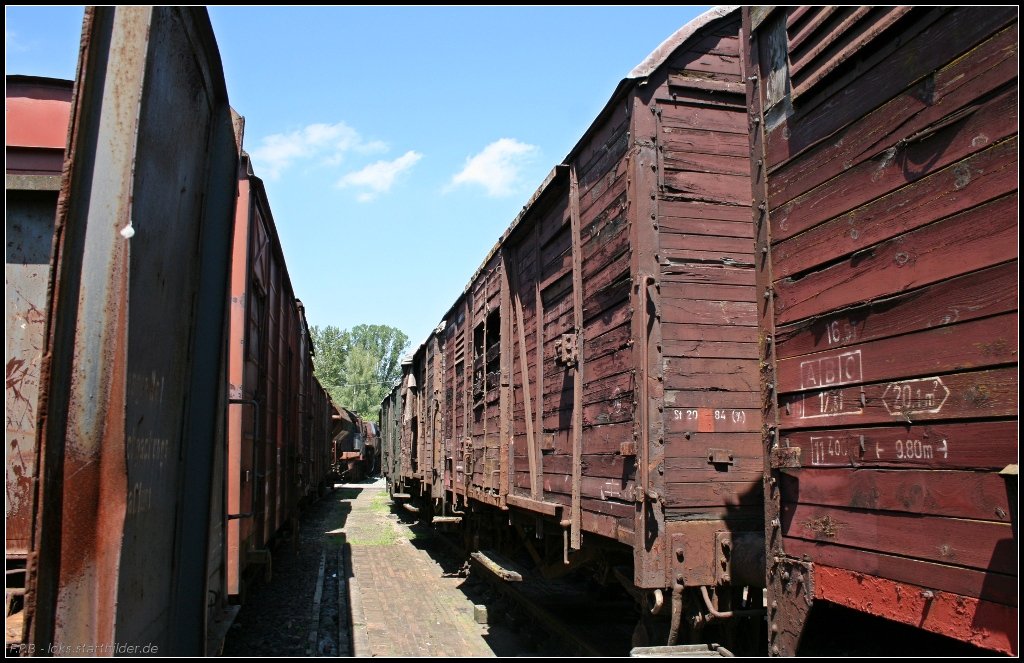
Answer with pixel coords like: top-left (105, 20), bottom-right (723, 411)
top-left (27, 7), bottom-right (237, 654)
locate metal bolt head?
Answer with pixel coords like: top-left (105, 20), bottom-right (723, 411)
top-left (676, 548), bottom-right (685, 560)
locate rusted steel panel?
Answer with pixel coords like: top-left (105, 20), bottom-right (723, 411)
top-left (28, 7), bottom-right (236, 654)
top-left (5, 78), bottom-right (71, 575)
top-left (748, 5), bottom-right (1019, 654)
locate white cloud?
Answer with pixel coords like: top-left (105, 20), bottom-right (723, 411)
top-left (336, 150), bottom-right (423, 202)
top-left (6, 29), bottom-right (30, 53)
top-left (250, 121), bottom-right (387, 180)
top-left (448, 138), bottom-right (539, 197)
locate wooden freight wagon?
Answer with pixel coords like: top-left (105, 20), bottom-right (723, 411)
top-left (744, 6), bottom-right (1018, 655)
top-left (388, 6), bottom-right (763, 643)
top-left (227, 146), bottom-right (307, 600)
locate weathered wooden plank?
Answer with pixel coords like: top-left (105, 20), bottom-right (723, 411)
top-left (778, 367), bottom-right (1017, 429)
top-left (583, 321), bottom-right (630, 363)
top-left (782, 538), bottom-right (1017, 606)
top-left (781, 502), bottom-right (1015, 574)
top-left (786, 6), bottom-right (837, 53)
top-left (665, 479), bottom-right (763, 508)
top-left (773, 194), bottom-right (1017, 326)
top-left (770, 92), bottom-right (1017, 244)
top-left (766, 7), bottom-right (1016, 166)
top-left (665, 390), bottom-right (761, 410)
top-left (659, 233), bottom-right (754, 255)
top-left (774, 261), bottom-right (1019, 360)
top-left (659, 199), bottom-right (752, 223)
top-left (659, 216), bottom-right (753, 240)
top-left (663, 338), bottom-right (759, 360)
top-left (663, 171), bottom-right (750, 206)
top-left (663, 322), bottom-right (758, 344)
top-left (661, 283), bottom-right (755, 305)
top-left (661, 105), bottom-right (748, 135)
top-left (667, 72), bottom-right (745, 94)
top-left (661, 298), bottom-right (757, 326)
top-left (787, 421), bottom-right (1018, 472)
top-left (781, 468), bottom-right (1013, 522)
top-left (663, 150), bottom-right (750, 177)
top-left (514, 453), bottom-right (634, 480)
top-left (660, 126), bottom-right (751, 158)
top-left (664, 405), bottom-right (760, 433)
top-left (582, 276), bottom-right (630, 325)
top-left (779, 313), bottom-right (1017, 393)
top-left (664, 357), bottom-right (759, 392)
top-left (671, 52), bottom-right (742, 78)
top-left (770, 23), bottom-right (1018, 206)
top-left (791, 8), bottom-right (907, 92)
top-left (773, 135), bottom-right (1018, 280)
top-left (660, 263), bottom-right (755, 287)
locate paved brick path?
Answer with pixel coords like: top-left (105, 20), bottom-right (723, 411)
top-left (344, 482), bottom-right (497, 657)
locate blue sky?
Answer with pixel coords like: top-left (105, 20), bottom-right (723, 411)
top-left (7, 6), bottom-right (711, 348)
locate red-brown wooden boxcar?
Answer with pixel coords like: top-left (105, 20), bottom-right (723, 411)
top-left (384, 6), bottom-right (763, 644)
top-left (227, 146), bottom-right (333, 600)
top-left (744, 6), bottom-right (1018, 655)
top-left (5, 75), bottom-right (73, 648)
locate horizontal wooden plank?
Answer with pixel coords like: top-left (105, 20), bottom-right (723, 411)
top-left (778, 367), bottom-right (1017, 428)
top-left (662, 339), bottom-right (759, 360)
top-left (660, 127), bottom-right (751, 159)
top-left (772, 133), bottom-right (1018, 280)
top-left (786, 420), bottom-right (1019, 471)
top-left (666, 432), bottom-right (762, 460)
top-left (659, 215), bottom-right (753, 239)
top-left (774, 261), bottom-right (1019, 360)
top-left (782, 538), bottom-right (1017, 606)
top-left (781, 502), bottom-right (1015, 574)
top-left (661, 298), bottom-right (757, 326)
top-left (769, 23), bottom-right (1019, 207)
top-left (513, 453), bottom-right (634, 480)
top-left (664, 356), bottom-right (759, 391)
top-left (664, 479), bottom-right (763, 508)
top-left (661, 105), bottom-right (748, 135)
top-left (779, 313), bottom-right (1017, 393)
top-left (668, 71), bottom-right (745, 93)
top-left (663, 322), bottom-right (759, 344)
top-left (660, 282), bottom-right (756, 303)
top-left (779, 468), bottom-right (1013, 521)
top-left (660, 232), bottom-right (754, 255)
top-left (665, 406), bottom-right (760, 433)
top-left (659, 199), bottom-right (751, 223)
top-left (773, 194), bottom-right (1017, 326)
top-left (664, 390), bottom-right (761, 410)
top-left (661, 262), bottom-right (755, 286)
top-left (505, 494), bottom-right (562, 517)
top-left (663, 171), bottom-right (750, 206)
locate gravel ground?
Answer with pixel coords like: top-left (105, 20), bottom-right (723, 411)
top-left (222, 488), bottom-right (350, 657)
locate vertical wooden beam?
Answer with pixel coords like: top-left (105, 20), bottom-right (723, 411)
top-left (510, 253), bottom-right (540, 499)
top-left (568, 165), bottom-right (585, 550)
top-left (628, 89), bottom-right (667, 589)
top-left (533, 223), bottom-right (545, 493)
top-left (499, 251), bottom-right (513, 502)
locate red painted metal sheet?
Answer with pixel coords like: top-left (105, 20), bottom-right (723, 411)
top-left (5, 78), bottom-right (72, 569)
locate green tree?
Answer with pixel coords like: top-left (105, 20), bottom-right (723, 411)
top-left (310, 323), bottom-right (409, 420)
